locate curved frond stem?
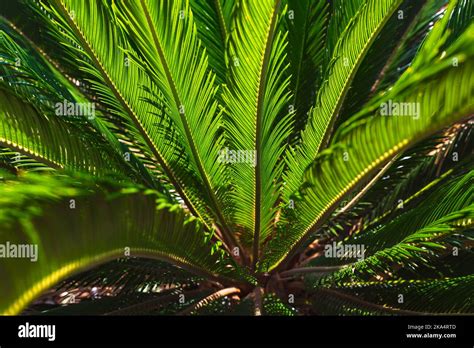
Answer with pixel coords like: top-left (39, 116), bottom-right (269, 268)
top-left (337, 155), bottom-right (398, 215)
top-left (178, 287), bottom-right (240, 315)
top-left (214, 0), bottom-right (228, 44)
top-left (280, 265), bottom-right (354, 278)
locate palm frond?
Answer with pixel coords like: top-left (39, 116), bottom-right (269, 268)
top-left (38, 288), bottom-right (213, 315)
top-left (113, 0), bottom-right (237, 248)
top-left (0, 147), bottom-right (54, 174)
top-left (353, 121), bottom-right (473, 224)
top-left (34, 0), bottom-right (214, 228)
top-left (333, 0), bottom-right (427, 128)
top-left (375, 0), bottom-right (446, 91)
top-left (53, 258), bottom-right (202, 297)
top-left (309, 275), bottom-right (474, 315)
top-left (0, 21), bottom-right (156, 183)
top-left (0, 87), bottom-right (124, 177)
top-left (311, 119), bottom-right (473, 244)
top-left (343, 168), bottom-right (473, 255)
top-left (283, 0), bottom-right (403, 201)
top-left (445, 0), bottom-right (474, 47)
top-left (26, 258), bottom-right (202, 314)
top-left (326, 0), bottom-right (365, 56)
top-left (260, 17), bottom-right (474, 272)
top-left (221, 0), bottom-right (293, 268)
top-left (315, 204), bottom-right (473, 285)
top-left (0, 173), bottom-right (252, 315)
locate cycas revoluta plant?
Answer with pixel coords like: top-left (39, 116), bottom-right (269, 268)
top-left (0, 0), bottom-right (472, 316)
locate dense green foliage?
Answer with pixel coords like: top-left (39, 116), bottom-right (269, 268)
top-left (0, 0), bottom-right (472, 315)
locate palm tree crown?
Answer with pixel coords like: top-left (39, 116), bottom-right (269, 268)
top-left (0, 0), bottom-right (472, 315)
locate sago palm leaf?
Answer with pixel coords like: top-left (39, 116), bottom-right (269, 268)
top-left (283, 0), bottom-right (403, 200)
top-left (0, 88), bottom-right (127, 177)
top-left (285, 0), bottom-right (329, 137)
top-left (315, 205), bottom-right (473, 285)
top-left (345, 121), bottom-right (473, 229)
top-left (297, 120), bottom-right (472, 249)
top-left (0, 22), bottom-right (154, 183)
top-left (0, 173), bottom-right (251, 315)
top-left (27, 258), bottom-right (203, 314)
top-left (352, 168), bottom-right (472, 246)
top-left (221, 0), bottom-right (293, 268)
top-left (333, 0), bottom-right (427, 127)
top-left (0, 0), bottom-right (473, 318)
top-left (52, 258), bottom-right (202, 297)
top-left (309, 275), bottom-right (474, 315)
top-left (34, 0), bottom-right (216, 229)
top-left (113, 0), bottom-right (237, 250)
top-left (374, 0), bottom-right (446, 91)
top-left (260, 17), bottom-right (474, 272)
top-left (0, 147), bottom-right (55, 174)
